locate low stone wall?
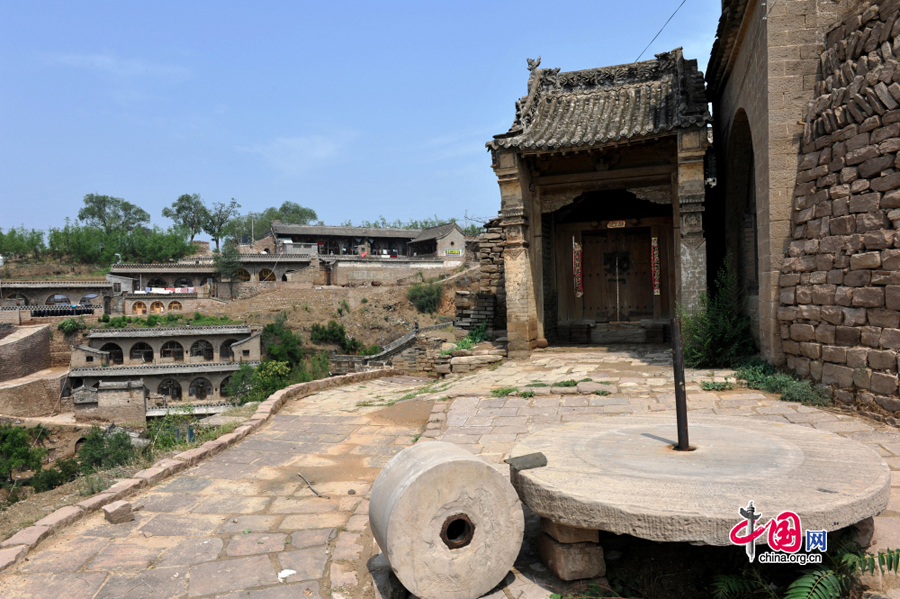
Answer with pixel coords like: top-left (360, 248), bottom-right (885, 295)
top-left (779, 1), bottom-right (900, 410)
top-left (0, 326), bottom-right (51, 383)
top-left (391, 335), bottom-right (445, 373)
top-left (331, 259), bottom-right (461, 286)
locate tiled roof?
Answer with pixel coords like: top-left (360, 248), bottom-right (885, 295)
top-left (706, 0), bottom-right (752, 94)
top-left (488, 48), bottom-right (711, 152)
top-left (271, 223), bottom-right (420, 239)
top-left (410, 223), bottom-right (463, 244)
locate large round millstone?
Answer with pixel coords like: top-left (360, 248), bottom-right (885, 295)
top-left (370, 441), bottom-right (524, 599)
top-left (509, 415), bottom-right (891, 545)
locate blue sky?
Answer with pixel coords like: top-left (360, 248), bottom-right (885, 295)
top-left (0, 0), bottom-right (721, 236)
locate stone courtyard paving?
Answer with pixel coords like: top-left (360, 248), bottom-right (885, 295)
top-left (3, 346), bottom-right (900, 598)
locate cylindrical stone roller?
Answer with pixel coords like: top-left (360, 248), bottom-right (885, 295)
top-left (369, 441), bottom-right (524, 599)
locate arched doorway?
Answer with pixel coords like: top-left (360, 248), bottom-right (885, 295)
top-left (220, 376), bottom-right (232, 397)
top-left (150, 301), bottom-right (165, 314)
top-left (235, 269), bottom-right (251, 282)
top-left (189, 377), bottom-right (213, 400)
top-left (100, 343), bottom-right (124, 365)
top-left (132, 301), bottom-right (147, 315)
top-left (190, 340), bottom-right (214, 361)
top-left (168, 301), bottom-right (183, 311)
top-left (174, 277), bottom-right (194, 288)
top-left (4, 294), bottom-right (29, 306)
top-left (158, 379), bottom-right (182, 401)
top-left (258, 269), bottom-right (276, 282)
top-left (220, 339), bottom-right (239, 361)
top-left (147, 278), bottom-right (167, 288)
top-left (160, 340), bottom-right (184, 361)
top-left (46, 294), bottom-right (71, 306)
top-left (130, 342), bottom-right (154, 362)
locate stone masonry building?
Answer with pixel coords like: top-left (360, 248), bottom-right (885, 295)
top-left (486, 49), bottom-right (712, 356)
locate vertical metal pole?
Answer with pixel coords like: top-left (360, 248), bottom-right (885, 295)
top-left (672, 318), bottom-right (690, 451)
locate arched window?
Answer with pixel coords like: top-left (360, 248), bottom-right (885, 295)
top-left (258, 269), bottom-right (275, 282)
top-left (234, 269), bottom-right (251, 282)
top-left (189, 377), bottom-right (212, 400)
top-left (190, 340), bottom-right (214, 361)
top-left (150, 301), bottom-right (165, 314)
top-left (46, 294), bottom-right (71, 306)
top-left (160, 341), bottom-right (184, 361)
top-left (168, 301), bottom-right (183, 311)
top-left (79, 293), bottom-right (100, 305)
top-left (132, 301), bottom-right (147, 315)
top-left (199, 277), bottom-right (216, 287)
top-left (174, 277), bottom-right (193, 288)
top-left (100, 343), bottom-right (123, 365)
top-left (158, 379), bottom-right (182, 400)
top-left (147, 278), bottom-right (167, 288)
top-left (5, 294), bottom-right (29, 306)
top-left (220, 376), bottom-right (232, 397)
top-left (130, 342), bottom-right (153, 362)
top-left (220, 339), bottom-right (239, 361)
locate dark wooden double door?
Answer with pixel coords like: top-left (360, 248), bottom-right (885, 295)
top-left (582, 227), bottom-right (653, 322)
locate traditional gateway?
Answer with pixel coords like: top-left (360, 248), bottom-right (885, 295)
top-left (485, 48), bottom-right (713, 356)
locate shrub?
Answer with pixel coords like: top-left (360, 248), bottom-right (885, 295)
top-left (30, 458), bottom-right (79, 493)
top-left (146, 314), bottom-right (160, 327)
top-left (0, 425), bottom-right (47, 486)
top-left (78, 426), bottom-right (136, 474)
top-left (407, 281), bottom-right (443, 313)
top-left (263, 313), bottom-right (308, 365)
top-left (100, 313), bottom-right (110, 323)
top-left (57, 317), bottom-right (87, 336)
top-left (491, 387), bottom-right (517, 397)
top-left (310, 320), bottom-right (366, 354)
top-left (736, 358), bottom-right (831, 407)
top-left (679, 257), bottom-right (755, 368)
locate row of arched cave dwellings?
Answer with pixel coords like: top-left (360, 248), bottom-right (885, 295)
top-left (96, 338), bottom-right (243, 366)
top-left (74, 375), bottom-right (229, 402)
top-left (5, 293), bottom-right (104, 306)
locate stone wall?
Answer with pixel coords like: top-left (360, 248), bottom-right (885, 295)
top-left (0, 371), bottom-right (68, 417)
top-left (779, 0), bottom-right (900, 408)
top-left (455, 223), bottom-right (506, 334)
top-left (390, 335), bottom-right (445, 373)
top-left (96, 381), bottom-right (147, 425)
top-left (0, 326), bottom-right (51, 383)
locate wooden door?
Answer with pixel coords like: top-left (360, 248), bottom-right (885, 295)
top-left (582, 227), bottom-right (653, 322)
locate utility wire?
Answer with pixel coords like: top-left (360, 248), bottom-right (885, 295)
top-left (635, 0), bottom-right (689, 62)
top-left (762, 0), bottom-right (780, 20)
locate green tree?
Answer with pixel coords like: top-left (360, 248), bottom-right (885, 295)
top-left (231, 201), bottom-right (318, 242)
top-left (162, 194), bottom-right (209, 242)
top-left (0, 425), bottom-right (47, 486)
top-left (77, 194), bottom-right (150, 234)
top-left (213, 242), bottom-right (242, 281)
top-left (203, 199), bottom-right (241, 250)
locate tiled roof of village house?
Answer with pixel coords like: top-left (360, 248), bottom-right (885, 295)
top-left (71, 361), bottom-right (258, 377)
top-left (705, 0), bottom-right (752, 93)
top-left (271, 222), bottom-right (421, 239)
top-left (488, 48), bottom-right (711, 152)
top-left (410, 222), bottom-right (463, 244)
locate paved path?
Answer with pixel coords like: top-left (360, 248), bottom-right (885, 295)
top-left (3, 346), bottom-right (900, 598)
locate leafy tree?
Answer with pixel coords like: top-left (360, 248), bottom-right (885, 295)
top-left (203, 199), bottom-right (241, 251)
top-left (262, 313), bottom-right (308, 365)
top-left (231, 201), bottom-right (318, 242)
top-left (407, 280), bottom-right (444, 313)
top-left (0, 226), bottom-right (45, 259)
top-left (0, 425), bottom-right (47, 486)
top-left (77, 194), bottom-right (150, 234)
top-left (162, 194), bottom-right (209, 242)
top-left (213, 242), bottom-right (242, 289)
top-left (77, 426), bottom-right (135, 474)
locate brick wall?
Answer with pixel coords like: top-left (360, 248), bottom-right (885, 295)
top-left (455, 223), bottom-right (506, 333)
top-left (0, 326), bottom-right (51, 383)
top-left (778, 0), bottom-right (900, 409)
top-left (0, 370), bottom-right (67, 417)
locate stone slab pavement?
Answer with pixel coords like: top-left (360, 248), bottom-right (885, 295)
top-left (4, 346), bottom-right (900, 598)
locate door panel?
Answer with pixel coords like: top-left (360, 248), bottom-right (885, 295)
top-left (582, 228), bottom-right (653, 322)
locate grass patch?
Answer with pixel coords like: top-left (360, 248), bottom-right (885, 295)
top-left (491, 387), bottom-right (518, 397)
top-left (736, 358), bottom-right (831, 406)
top-left (526, 382), bottom-right (549, 387)
top-left (700, 380), bottom-right (735, 391)
top-left (594, 390), bottom-right (610, 396)
top-left (552, 380), bottom-right (581, 387)
top-left (520, 390), bottom-right (535, 398)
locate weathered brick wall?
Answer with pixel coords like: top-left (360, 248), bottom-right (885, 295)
top-left (779, 0), bottom-right (900, 408)
top-left (96, 382), bottom-right (147, 425)
top-left (0, 326), bottom-right (51, 383)
top-left (455, 224), bottom-right (506, 333)
top-left (0, 370), bottom-right (67, 417)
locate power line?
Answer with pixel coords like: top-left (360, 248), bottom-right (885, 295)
top-left (635, 0), bottom-right (689, 62)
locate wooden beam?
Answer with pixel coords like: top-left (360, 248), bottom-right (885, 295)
top-left (534, 164), bottom-right (676, 187)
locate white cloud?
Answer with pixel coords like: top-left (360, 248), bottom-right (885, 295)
top-left (48, 53), bottom-right (191, 81)
top-left (238, 135), bottom-right (350, 175)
